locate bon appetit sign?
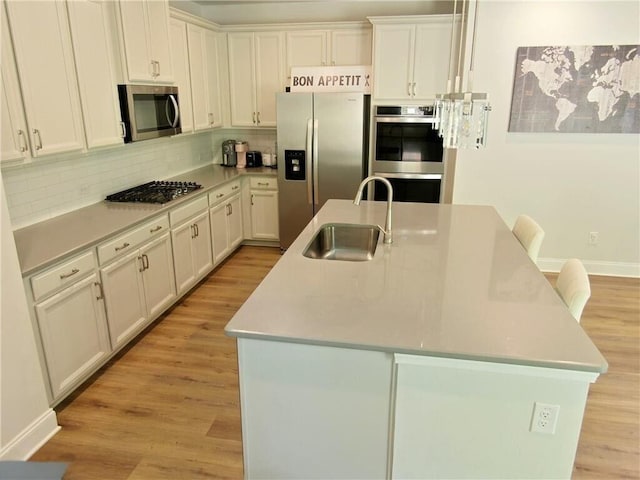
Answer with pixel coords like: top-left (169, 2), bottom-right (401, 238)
top-left (290, 66), bottom-right (371, 93)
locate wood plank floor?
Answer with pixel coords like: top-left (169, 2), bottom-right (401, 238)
top-left (31, 246), bottom-right (639, 479)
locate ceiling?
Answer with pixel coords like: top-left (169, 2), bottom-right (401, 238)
top-left (170, 0), bottom-right (458, 25)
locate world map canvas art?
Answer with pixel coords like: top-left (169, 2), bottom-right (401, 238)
top-left (508, 45), bottom-right (639, 133)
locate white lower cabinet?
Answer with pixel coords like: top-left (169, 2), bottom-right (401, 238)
top-left (210, 193), bottom-right (243, 264)
top-left (249, 177), bottom-right (279, 241)
top-left (33, 269), bottom-right (111, 401)
top-left (171, 209), bottom-right (213, 295)
top-left (100, 232), bottom-right (176, 349)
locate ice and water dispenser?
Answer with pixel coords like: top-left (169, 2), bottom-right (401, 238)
top-left (284, 150), bottom-right (306, 181)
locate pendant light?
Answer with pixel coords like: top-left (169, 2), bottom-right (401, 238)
top-left (434, 0), bottom-right (491, 149)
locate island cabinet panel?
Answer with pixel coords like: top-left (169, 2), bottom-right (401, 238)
top-left (237, 338), bottom-right (392, 479)
top-left (390, 355), bottom-right (597, 479)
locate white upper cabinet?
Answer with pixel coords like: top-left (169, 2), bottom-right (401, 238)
top-left (286, 30), bottom-right (328, 72)
top-left (285, 26), bottom-right (372, 80)
top-left (331, 28), bottom-right (372, 66)
top-left (117, 0), bottom-right (173, 83)
top-left (371, 16), bottom-right (458, 102)
top-left (169, 18), bottom-right (194, 133)
top-left (228, 31), bottom-right (284, 127)
top-left (66, 0), bottom-right (124, 149)
top-left (4, 0), bottom-right (85, 158)
top-left (187, 24), bottom-right (223, 130)
top-left (1, 8), bottom-right (30, 164)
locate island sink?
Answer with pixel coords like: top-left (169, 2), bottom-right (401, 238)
top-left (302, 223), bottom-right (380, 261)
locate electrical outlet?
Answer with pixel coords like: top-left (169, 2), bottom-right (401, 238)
top-left (531, 402), bottom-right (560, 434)
top-left (589, 231), bottom-right (599, 245)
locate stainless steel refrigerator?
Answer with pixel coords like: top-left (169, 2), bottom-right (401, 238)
top-left (276, 92), bottom-right (370, 249)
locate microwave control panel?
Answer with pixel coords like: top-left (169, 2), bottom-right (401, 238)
top-left (284, 150), bottom-right (306, 181)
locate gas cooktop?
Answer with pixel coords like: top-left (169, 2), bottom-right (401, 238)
top-left (106, 181), bottom-right (202, 204)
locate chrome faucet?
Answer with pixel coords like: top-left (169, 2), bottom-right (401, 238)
top-left (354, 175), bottom-right (394, 244)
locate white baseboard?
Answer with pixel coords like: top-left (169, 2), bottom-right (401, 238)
top-left (538, 258), bottom-right (640, 278)
top-left (0, 409), bottom-right (60, 460)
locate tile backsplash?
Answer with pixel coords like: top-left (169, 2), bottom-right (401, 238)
top-left (2, 132), bottom-right (215, 229)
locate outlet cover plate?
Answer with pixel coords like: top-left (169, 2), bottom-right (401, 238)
top-left (531, 402), bottom-right (560, 434)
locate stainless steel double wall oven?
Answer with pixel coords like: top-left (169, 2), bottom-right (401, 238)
top-left (371, 105), bottom-right (444, 203)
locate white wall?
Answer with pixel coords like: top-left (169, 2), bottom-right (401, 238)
top-left (454, 0), bottom-right (640, 276)
top-left (0, 171), bottom-right (59, 459)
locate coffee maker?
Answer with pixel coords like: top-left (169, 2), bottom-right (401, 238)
top-left (222, 139), bottom-right (237, 167)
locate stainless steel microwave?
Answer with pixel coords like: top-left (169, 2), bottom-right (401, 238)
top-left (118, 84), bottom-right (181, 143)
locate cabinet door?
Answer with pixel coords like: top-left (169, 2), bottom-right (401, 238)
top-left (412, 21), bottom-right (457, 101)
top-left (145, 0), bottom-right (173, 82)
top-left (101, 250), bottom-right (147, 349)
top-left (35, 273), bottom-right (111, 399)
top-left (372, 24), bottom-right (414, 100)
top-left (0, 9), bottom-right (30, 163)
top-left (66, 0), bottom-right (124, 149)
top-left (228, 32), bottom-right (257, 127)
top-left (192, 210), bottom-right (214, 279)
top-left (251, 190), bottom-right (279, 240)
top-left (286, 30), bottom-right (328, 77)
top-left (254, 32), bottom-right (283, 127)
top-left (117, 0), bottom-right (152, 81)
top-left (5, 0), bottom-right (84, 157)
top-left (227, 194), bottom-right (244, 249)
top-left (171, 220), bottom-right (197, 296)
top-left (169, 18), bottom-right (193, 133)
top-left (331, 28), bottom-right (372, 66)
top-left (210, 201), bottom-right (231, 264)
top-left (140, 233), bottom-right (176, 320)
top-left (204, 29), bottom-right (223, 128)
top-left (187, 24), bottom-right (210, 130)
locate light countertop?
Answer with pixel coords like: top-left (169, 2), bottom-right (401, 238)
top-left (13, 165), bottom-right (276, 276)
top-left (225, 199), bottom-right (608, 373)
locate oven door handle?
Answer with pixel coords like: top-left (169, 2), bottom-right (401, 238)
top-left (374, 116), bottom-right (436, 124)
top-left (374, 172), bottom-right (443, 180)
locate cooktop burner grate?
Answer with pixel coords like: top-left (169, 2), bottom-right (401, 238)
top-left (106, 181), bottom-right (202, 204)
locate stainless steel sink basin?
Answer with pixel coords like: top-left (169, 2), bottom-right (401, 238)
top-left (302, 223), bottom-right (380, 261)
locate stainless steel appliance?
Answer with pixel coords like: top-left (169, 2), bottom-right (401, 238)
top-left (106, 181), bottom-right (201, 204)
top-left (118, 84), bottom-right (180, 143)
top-left (372, 104), bottom-right (444, 203)
top-left (277, 92), bottom-right (370, 249)
top-left (246, 151), bottom-right (262, 168)
top-left (222, 139), bottom-right (237, 166)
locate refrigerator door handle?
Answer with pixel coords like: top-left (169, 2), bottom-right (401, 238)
top-left (306, 118), bottom-right (313, 205)
top-left (313, 119), bottom-right (319, 206)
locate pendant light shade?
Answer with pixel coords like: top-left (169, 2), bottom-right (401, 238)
top-left (434, 0), bottom-right (491, 149)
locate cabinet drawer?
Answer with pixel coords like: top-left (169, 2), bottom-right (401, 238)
top-left (97, 215), bottom-right (169, 265)
top-left (31, 250), bottom-right (96, 302)
top-left (249, 176), bottom-right (277, 190)
top-left (208, 180), bottom-right (241, 205)
top-left (169, 195), bottom-right (208, 226)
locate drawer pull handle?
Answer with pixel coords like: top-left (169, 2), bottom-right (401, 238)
top-left (59, 268), bottom-right (79, 279)
top-left (115, 242), bottom-right (130, 252)
top-left (216, 193), bottom-right (224, 198)
top-left (150, 225), bottom-right (162, 233)
top-left (232, 185), bottom-right (239, 190)
top-left (257, 182), bottom-right (269, 186)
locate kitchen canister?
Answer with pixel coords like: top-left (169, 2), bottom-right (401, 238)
top-left (235, 141), bottom-right (248, 168)
top-left (263, 153), bottom-right (273, 167)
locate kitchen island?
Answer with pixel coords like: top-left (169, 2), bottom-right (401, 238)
top-left (225, 199), bottom-right (607, 479)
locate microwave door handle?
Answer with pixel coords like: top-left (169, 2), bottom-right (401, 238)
top-left (306, 118), bottom-right (313, 205)
top-left (166, 95), bottom-right (180, 128)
